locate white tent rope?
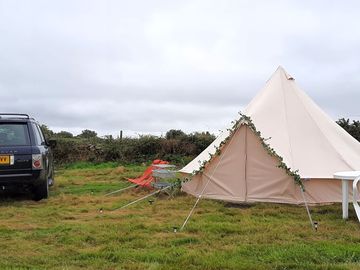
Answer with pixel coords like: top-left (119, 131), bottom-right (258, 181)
top-left (113, 185), bottom-right (172, 211)
top-left (300, 185), bottom-right (315, 230)
top-left (180, 130), bottom-right (237, 231)
top-left (104, 184), bottom-right (138, 196)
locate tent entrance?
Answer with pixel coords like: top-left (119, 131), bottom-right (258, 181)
top-left (182, 125), bottom-right (298, 204)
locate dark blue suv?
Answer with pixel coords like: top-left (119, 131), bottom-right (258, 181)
top-left (0, 114), bottom-right (56, 200)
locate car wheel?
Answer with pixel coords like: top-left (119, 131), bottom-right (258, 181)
top-left (33, 179), bottom-right (49, 201)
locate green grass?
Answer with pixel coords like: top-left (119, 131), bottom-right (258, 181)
top-left (0, 164), bottom-right (359, 269)
top-left (61, 161), bottom-right (124, 170)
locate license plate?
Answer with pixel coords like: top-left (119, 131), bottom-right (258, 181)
top-left (0, 155), bottom-right (10, 165)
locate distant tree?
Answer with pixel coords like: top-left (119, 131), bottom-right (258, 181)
top-left (191, 131), bottom-right (216, 149)
top-left (40, 125), bottom-right (54, 139)
top-left (337, 118), bottom-right (360, 142)
top-left (56, 131), bottom-right (74, 138)
top-left (165, 129), bottom-right (186, 140)
top-left (78, 129), bottom-right (98, 139)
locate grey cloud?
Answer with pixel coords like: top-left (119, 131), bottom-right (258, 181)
top-left (0, 0), bottom-right (359, 136)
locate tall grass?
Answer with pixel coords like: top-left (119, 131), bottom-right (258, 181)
top-left (62, 161), bottom-right (121, 170)
top-left (0, 164), bottom-right (359, 269)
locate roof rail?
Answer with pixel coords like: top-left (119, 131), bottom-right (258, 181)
top-left (0, 113), bottom-right (30, 119)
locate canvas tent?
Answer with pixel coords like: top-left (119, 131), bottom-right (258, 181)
top-left (180, 66), bottom-right (360, 204)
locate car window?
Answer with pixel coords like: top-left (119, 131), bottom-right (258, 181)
top-left (0, 123), bottom-right (31, 146)
top-left (35, 124), bottom-right (45, 144)
top-left (31, 123), bottom-right (45, 145)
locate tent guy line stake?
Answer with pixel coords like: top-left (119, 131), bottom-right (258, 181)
top-left (104, 184), bottom-right (138, 196)
top-left (180, 130), bottom-right (238, 231)
top-left (300, 185), bottom-right (315, 230)
top-left (112, 185), bottom-right (172, 211)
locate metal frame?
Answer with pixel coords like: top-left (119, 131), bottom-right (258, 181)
top-left (0, 113), bottom-right (30, 119)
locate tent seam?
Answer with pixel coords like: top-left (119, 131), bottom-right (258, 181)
top-left (280, 73), bottom-right (295, 168)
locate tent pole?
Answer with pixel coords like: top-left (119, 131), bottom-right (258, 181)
top-left (300, 185), bottom-right (315, 230)
top-left (180, 130), bottom-right (238, 231)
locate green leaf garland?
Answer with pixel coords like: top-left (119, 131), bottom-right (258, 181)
top-left (192, 113), bottom-right (303, 189)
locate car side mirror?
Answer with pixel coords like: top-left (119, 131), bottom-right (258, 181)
top-left (47, 139), bottom-right (57, 148)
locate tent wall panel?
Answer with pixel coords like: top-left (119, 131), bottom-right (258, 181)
top-left (245, 126), bottom-right (300, 203)
top-left (182, 125), bottom-right (348, 205)
top-left (183, 126), bottom-right (247, 200)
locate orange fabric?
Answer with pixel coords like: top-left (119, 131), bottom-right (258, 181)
top-left (127, 160), bottom-right (169, 188)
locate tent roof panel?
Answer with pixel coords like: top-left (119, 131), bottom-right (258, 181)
top-left (180, 66), bottom-right (360, 178)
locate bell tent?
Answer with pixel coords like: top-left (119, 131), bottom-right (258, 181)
top-left (180, 66), bottom-right (360, 204)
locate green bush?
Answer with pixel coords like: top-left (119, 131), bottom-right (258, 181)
top-left (51, 129), bottom-right (216, 166)
top-left (337, 118), bottom-right (360, 141)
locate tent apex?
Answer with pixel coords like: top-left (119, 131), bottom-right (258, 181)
top-left (274, 65), bottom-right (294, 80)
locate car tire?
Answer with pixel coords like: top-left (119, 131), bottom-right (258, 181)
top-left (33, 179), bottom-right (49, 201)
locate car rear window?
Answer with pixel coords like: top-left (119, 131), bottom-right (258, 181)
top-left (0, 123), bottom-right (31, 146)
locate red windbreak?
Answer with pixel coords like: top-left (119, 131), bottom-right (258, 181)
top-left (127, 160), bottom-right (169, 188)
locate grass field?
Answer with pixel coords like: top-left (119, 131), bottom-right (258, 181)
top-left (0, 163), bottom-right (359, 270)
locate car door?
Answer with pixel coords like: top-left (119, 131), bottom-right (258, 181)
top-left (31, 122), bottom-right (53, 180)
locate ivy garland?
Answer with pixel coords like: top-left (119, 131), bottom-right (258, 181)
top-left (192, 113), bottom-right (304, 189)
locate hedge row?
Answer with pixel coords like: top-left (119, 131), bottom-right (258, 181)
top-left (51, 131), bottom-right (215, 166)
top-left (46, 118), bottom-right (360, 166)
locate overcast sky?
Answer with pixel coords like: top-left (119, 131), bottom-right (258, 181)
top-left (0, 0), bottom-right (359, 137)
